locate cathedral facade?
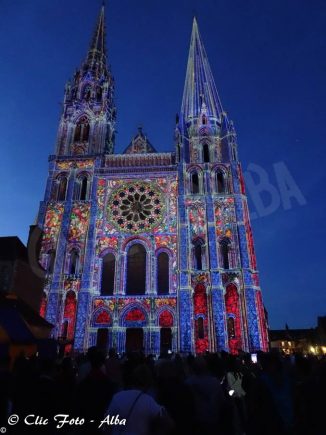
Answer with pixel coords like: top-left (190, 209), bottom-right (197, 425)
top-left (38, 6), bottom-right (269, 355)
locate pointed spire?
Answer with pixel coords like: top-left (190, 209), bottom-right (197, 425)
top-left (181, 17), bottom-right (224, 123)
top-left (85, 4), bottom-right (107, 74)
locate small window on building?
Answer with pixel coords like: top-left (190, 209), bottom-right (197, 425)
top-left (96, 87), bottom-right (102, 102)
top-left (101, 253), bottom-right (115, 296)
top-left (157, 252), bottom-right (169, 295)
top-left (220, 238), bottom-right (230, 270)
top-left (57, 177), bottom-right (67, 201)
top-left (197, 317), bottom-right (204, 339)
top-left (79, 176), bottom-right (88, 200)
top-left (193, 239), bottom-right (204, 270)
top-left (216, 170), bottom-right (226, 193)
top-left (69, 249), bottom-right (79, 275)
top-left (74, 116), bottom-right (89, 142)
top-left (203, 144), bottom-right (210, 163)
top-left (191, 171), bottom-right (200, 194)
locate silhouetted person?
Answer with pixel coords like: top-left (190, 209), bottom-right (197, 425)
top-left (77, 347), bottom-right (116, 433)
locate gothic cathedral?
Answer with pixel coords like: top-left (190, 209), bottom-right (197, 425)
top-left (38, 6), bottom-right (269, 354)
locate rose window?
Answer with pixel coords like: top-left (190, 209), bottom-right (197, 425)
top-left (108, 182), bottom-right (164, 233)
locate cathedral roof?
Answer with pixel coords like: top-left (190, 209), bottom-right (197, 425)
top-left (123, 127), bottom-right (157, 154)
top-left (181, 17), bottom-right (224, 123)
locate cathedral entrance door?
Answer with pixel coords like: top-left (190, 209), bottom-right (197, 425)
top-left (126, 328), bottom-right (143, 353)
top-left (160, 328), bottom-right (172, 353)
top-left (96, 328), bottom-right (109, 350)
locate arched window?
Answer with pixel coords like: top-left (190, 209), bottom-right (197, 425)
top-left (191, 171), bottom-right (200, 194)
top-left (126, 244), bottom-right (146, 295)
top-left (57, 176), bottom-right (67, 201)
top-left (82, 123), bottom-right (90, 142)
top-left (74, 116), bottom-right (89, 142)
top-left (75, 176), bottom-right (89, 200)
top-left (197, 317), bottom-right (204, 339)
top-left (80, 176), bottom-right (88, 200)
top-left (193, 239), bottom-right (204, 270)
top-left (202, 115), bottom-right (207, 125)
top-left (157, 252), bottom-right (169, 295)
top-left (101, 253), bottom-right (115, 296)
top-left (74, 124), bottom-right (81, 141)
top-left (69, 249), bottom-right (79, 275)
top-left (216, 170), bottom-right (226, 193)
top-left (96, 87), bottom-right (102, 102)
top-left (47, 250), bottom-right (55, 274)
top-left (220, 238), bottom-right (230, 270)
top-left (203, 144), bottom-right (210, 163)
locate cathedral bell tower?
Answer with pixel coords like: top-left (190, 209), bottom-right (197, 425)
top-left (56, 5), bottom-right (116, 157)
top-left (176, 18), bottom-right (268, 354)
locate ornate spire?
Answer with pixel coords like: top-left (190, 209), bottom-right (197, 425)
top-left (55, 3), bottom-right (116, 156)
top-left (181, 17), bottom-right (224, 123)
top-left (84, 5), bottom-right (107, 76)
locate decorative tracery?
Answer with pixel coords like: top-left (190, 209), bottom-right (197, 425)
top-left (159, 310), bottom-right (173, 327)
top-left (108, 182), bottom-right (164, 233)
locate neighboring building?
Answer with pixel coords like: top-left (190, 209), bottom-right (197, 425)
top-left (0, 233), bottom-right (44, 312)
top-left (37, 6), bottom-right (268, 354)
top-left (0, 294), bottom-right (53, 360)
top-left (0, 234), bottom-right (53, 359)
top-left (270, 317), bottom-right (326, 355)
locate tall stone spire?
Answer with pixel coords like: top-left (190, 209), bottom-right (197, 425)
top-left (181, 17), bottom-right (224, 124)
top-left (84, 5), bottom-right (107, 76)
top-left (55, 4), bottom-right (116, 156)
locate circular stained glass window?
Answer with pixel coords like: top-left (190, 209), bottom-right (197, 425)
top-left (108, 182), bottom-right (164, 233)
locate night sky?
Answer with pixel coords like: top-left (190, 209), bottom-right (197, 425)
top-left (0, 0), bottom-right (325, 329)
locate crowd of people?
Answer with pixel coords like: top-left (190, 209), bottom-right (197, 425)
top-left (0, 347), bottom-right (325, 435)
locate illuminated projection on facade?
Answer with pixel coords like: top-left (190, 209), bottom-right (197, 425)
top-left (37, 5), bottom-right (269, 354)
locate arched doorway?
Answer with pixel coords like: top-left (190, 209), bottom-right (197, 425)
top-left (124, 307), bottom-right (146, 353)
top-left (159, 310), bottom-right (173, 353)
top-left (126, 328), bottom-right (144, 353)
top-left (96, 328), bottom-right (109, 350)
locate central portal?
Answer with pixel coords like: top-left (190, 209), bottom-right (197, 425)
top-left (126, 328), bottom-right (144, 353)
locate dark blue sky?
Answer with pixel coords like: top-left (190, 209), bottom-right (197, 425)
top-left (0, 0), bottom-right (325, 329)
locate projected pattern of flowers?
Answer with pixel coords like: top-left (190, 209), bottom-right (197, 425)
top-left (108, 182), bottom-right (164, 233)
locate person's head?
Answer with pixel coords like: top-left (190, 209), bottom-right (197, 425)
top-left (192, 356), bottom-right (208, 375)
top-left (132, 364), bottom-right (153, 391)
top-left (156, 360), bottom-right (177, 381)
top-left (108, 348), bottom-right (117, 358)
top-left (87, 347), bottom-right (105, 369)
top-left (226, 356), bottom-right (241, 373)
